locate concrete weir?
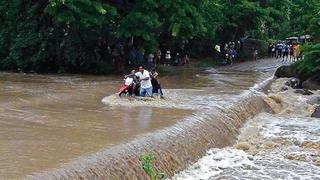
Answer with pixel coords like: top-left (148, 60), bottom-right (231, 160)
top-left (27, 84), bottom-right (271, 180)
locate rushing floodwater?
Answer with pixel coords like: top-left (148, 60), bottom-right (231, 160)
top-left (173, 78), bottom-right (320, 179)
top-left (0, 58), bottom-right (286, 179)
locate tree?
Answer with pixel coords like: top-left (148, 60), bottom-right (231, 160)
top-left (44, 0), bottom-right (118, 73)
top-left (116, 0), bottom-right (161, 52)
top-left (0, 0), bottom-right (318, 74)
top-left (293, 0), bottom-right (320, 76)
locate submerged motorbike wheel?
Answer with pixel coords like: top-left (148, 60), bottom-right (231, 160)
top-left (119, 91), bottom-right (129, 97)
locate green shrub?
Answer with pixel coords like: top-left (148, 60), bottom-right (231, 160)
top-left (294, 43), bottom-right (320, 75)
top-left (139, 153), bottom-right (165, 180)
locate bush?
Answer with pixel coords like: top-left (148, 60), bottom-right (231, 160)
top-left (139, 153), bottom-right (165, 180)
top-left (294, 43), bottom-right (320, 75)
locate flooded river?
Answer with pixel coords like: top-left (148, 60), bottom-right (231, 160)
top-left (0, 58), bottom-right (288, 179)
top-left (0, 73), bottom-right (191, 179)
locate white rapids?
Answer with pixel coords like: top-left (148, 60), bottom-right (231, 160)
top-left (173, 78), bottom-right (320, 180)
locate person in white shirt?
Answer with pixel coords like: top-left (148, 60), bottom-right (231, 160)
top-left (164, 50), bottom-right (171, 66)
top-left (135, 66), bottom-right (153, 97)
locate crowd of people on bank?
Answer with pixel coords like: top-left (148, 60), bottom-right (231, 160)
top-left (268, 41), bottom-right (302, 62)
top-left (216, 38), bottom-right (304, 64)
top-left (110, 44), bottom-right (191, 73)
top-left (145, 49), bottom-right (190, 67)
top-left (111, 38), bottom-right (303, 74)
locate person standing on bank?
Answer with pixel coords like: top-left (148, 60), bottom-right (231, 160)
top-left (155, 49), bottom-right (162, 66)
top-left (271, 43), bottom-right (276, 58)
top-left (282, 43), bottom-right (289, 62)
top-left (164, 50), bottom-right (171, 66)
top-left (147, 53), bottom-right (155, 68)
top-left (135, 66), bottom-right (153, 97)
top-left (253, 47), bottom-right (258, 61)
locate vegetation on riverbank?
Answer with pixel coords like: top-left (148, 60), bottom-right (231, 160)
top-left (1, 0), bottom-right (318, 74)
top-left (295, 44), bottom-right (320, 76)
top-left (290, 0), bottom-right (320, 77)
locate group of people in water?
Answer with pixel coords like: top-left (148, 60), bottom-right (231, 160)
top-left (125, 66), bottom-right (164, 98)
top-left (269, 42), bottom-right (301, 62)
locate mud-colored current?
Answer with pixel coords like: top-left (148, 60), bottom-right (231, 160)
top-left (0, 73), bottom-right (192, 179)
top-left (0, 59), bottom-right (285, 179)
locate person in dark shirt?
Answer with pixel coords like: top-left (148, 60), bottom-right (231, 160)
top-left (150, 69), bottom-right (164, 98)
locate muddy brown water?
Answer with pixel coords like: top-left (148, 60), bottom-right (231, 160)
top-left (0, 59), bottom-right (285, 179)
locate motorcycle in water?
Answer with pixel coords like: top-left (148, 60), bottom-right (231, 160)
top-left (118, 76), bottom-right (140, 97)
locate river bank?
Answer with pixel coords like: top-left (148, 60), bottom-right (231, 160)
top-left (173, 78), bottom-right (320, 179)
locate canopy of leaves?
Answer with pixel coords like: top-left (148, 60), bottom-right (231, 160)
top-left (0, 0), bottom-right (318, 74)
top-left (287, 0), bottom-right (320, 76)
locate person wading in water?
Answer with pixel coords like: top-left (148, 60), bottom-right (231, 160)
top-left (135, 66), bottom-right (153, 97)
top-left (151, 69), bottom-right (164, 98)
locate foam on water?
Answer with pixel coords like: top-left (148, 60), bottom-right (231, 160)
top-left (173, 148), bottom-right (255, 180)
top-left (260, 115), bottom-right (320, 142)
top-left (173, 112), bottom-right (320, 179)
top-left (173, 78), bottom-right (320, 179)
top-left (173, 146), bottom-right (320, 180)
top-left (101, 89), bottom-right (234, 110)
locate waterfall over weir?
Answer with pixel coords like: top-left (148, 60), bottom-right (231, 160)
top-left (27, 80), bottom-right (272, 179)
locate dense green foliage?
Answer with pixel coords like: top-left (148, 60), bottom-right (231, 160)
top-left (295, 44), bottom-right (320, 75)
top-left (0, 0), bottom-right (319, 74)
top-left (291, 0), bottom-right (320, 75)
top-left (278, 0), bottom-right (320, 40)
